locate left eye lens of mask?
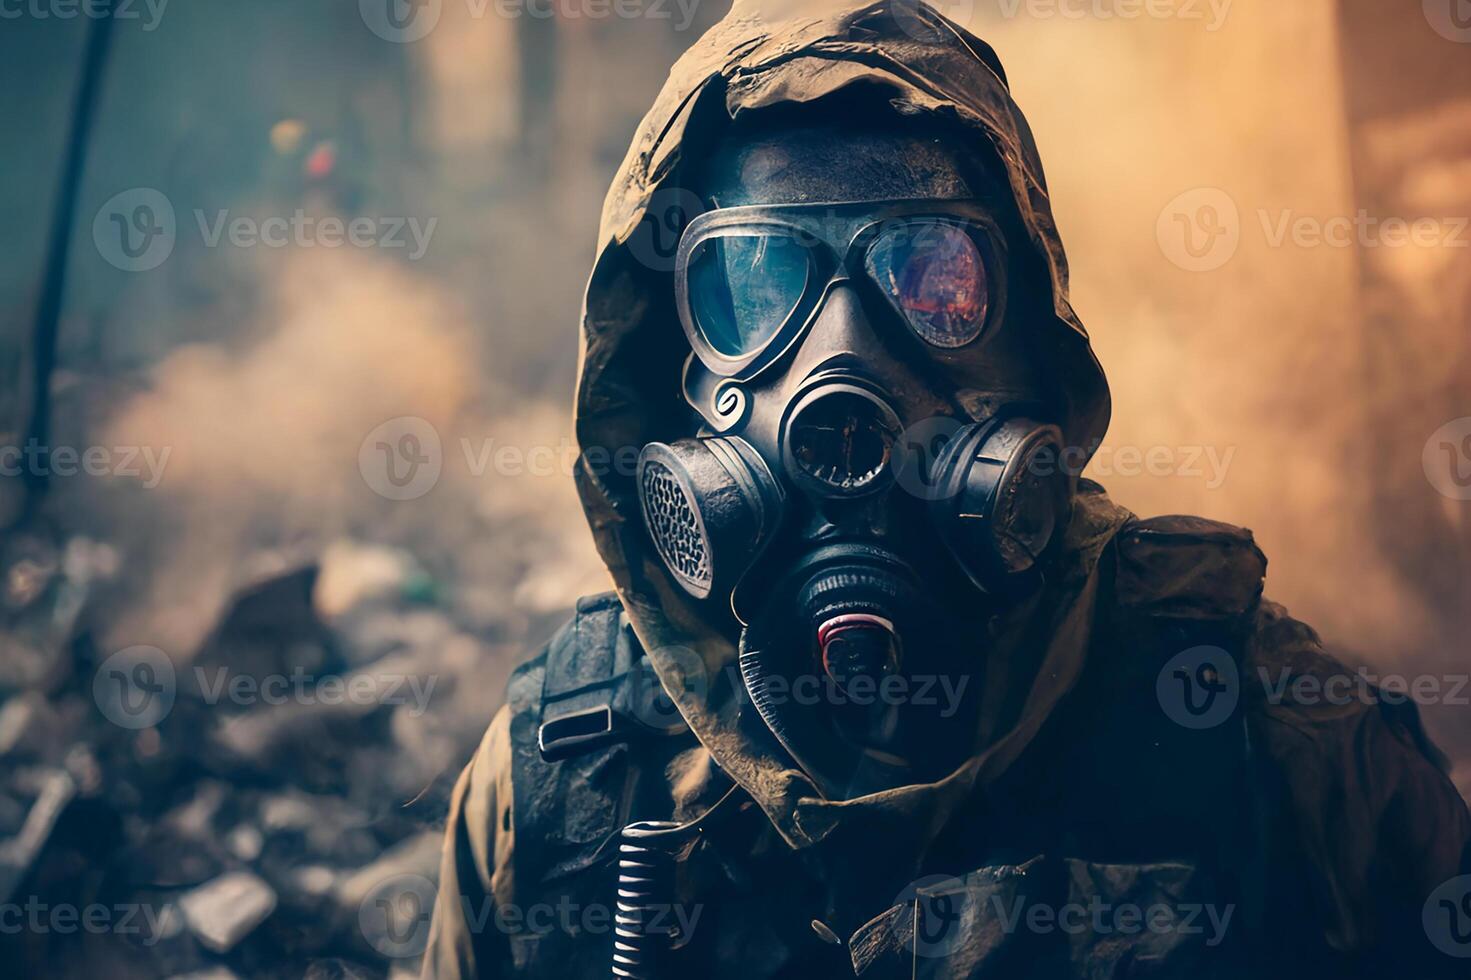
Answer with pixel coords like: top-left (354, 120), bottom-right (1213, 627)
top-left (688, 234), bottom-right (810, 358)
top-left (866, 223), bottom-right (988, 349)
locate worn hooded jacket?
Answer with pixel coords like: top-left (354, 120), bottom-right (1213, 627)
top-left (423, 3), bottom-right (1471, 978)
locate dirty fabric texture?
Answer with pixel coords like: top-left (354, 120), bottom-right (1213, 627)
top-left (424, 2), bottom-right (1471, 978)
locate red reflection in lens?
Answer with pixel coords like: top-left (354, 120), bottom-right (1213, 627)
top-left (867, 224), bottom-right (989, 348)
top-left (896, 229), bottom-right (984, 321)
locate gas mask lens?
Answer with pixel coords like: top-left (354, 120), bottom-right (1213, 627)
top-left (676, 203), bottom-right (1003, 375)
top-left (864, 222), bottom-right (988, 349)
top-left (686, 233), bottom-right (811, 358)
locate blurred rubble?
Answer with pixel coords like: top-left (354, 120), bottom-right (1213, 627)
top-left (179, 872), bottom-right (277, 954)
top-left (0, 3), bottom-right (703, 977)
top-left (0, 523), bottom-right (571, 978)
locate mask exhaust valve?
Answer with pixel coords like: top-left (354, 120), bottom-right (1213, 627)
top-left (816, 612), bottom-right (899, 689)
top-left (798, 551), bottom-right (912, 693)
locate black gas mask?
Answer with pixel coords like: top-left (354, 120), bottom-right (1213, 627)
top-left (635, 116), bottom-right (1074, 786)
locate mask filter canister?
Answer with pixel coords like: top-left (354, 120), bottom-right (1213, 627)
top-left (637, 437), bottom-right (785, 601)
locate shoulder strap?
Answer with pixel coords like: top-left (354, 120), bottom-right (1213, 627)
top-left (505, 593), bottom-right (697, 906)
top-left (537, 591), bottom-right (689, 762)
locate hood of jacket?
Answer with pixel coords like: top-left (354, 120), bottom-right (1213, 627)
top-left (572, 0), bottom-right (1124, 853)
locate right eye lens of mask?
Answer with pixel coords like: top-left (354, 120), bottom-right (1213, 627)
top-left (687, 234), bottom-right (810, 358)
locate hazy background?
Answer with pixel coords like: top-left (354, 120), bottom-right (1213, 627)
top-left (1, 1), bottom-right (1468, 976)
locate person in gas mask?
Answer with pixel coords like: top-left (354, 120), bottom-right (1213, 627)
top-left (423, 3), bottom-right (1471, 978)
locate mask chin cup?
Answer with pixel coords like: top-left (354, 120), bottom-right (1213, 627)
top-left (928, 416), bottom-right (1074, 596)
top-left (637, 437), bottom-right (786, 602)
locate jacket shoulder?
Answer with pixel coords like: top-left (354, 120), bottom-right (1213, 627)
top-left (506, 591), bottom-right (623, 713)
top-left (510, 591), bottom-right (623, 681)
top-left (1110, 514), bottom-right (1267, 621)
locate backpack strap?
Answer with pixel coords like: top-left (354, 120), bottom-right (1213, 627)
top-left (537, 593), bottom-right (632, 760)
top-left (501, 591), bottom-right (713, 976)
top-left (537, 591), bottom-right (690, 761)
